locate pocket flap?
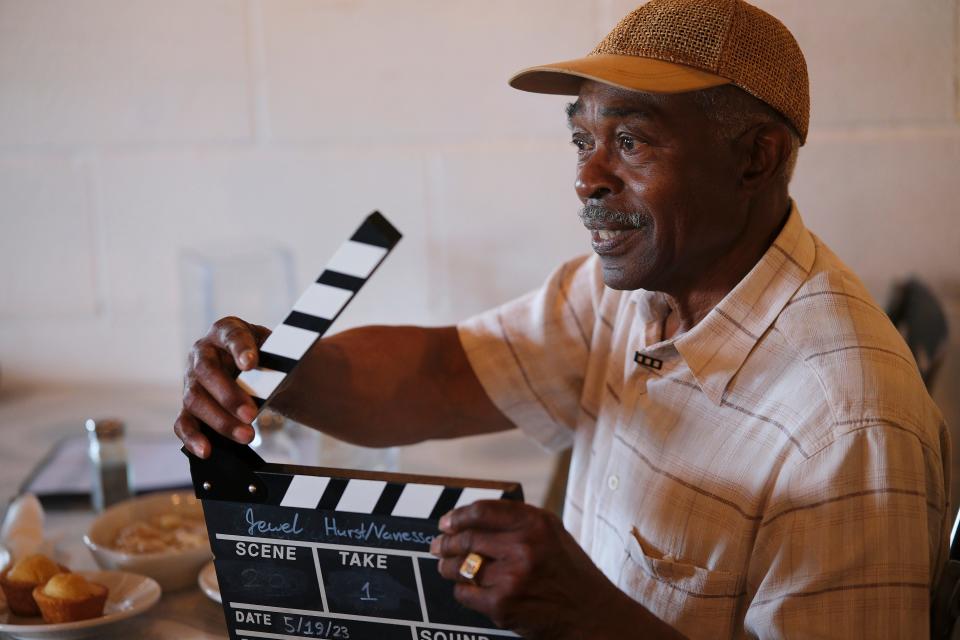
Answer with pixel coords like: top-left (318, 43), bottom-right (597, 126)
top-left (629, 527), bottom-right (744, 598)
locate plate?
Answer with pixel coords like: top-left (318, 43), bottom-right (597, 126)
top-left (197, 561), bottom-right (220, 604)
top-left (0, 570), bottom-right (160, 639)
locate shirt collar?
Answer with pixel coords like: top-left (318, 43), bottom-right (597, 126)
top-left (634, 203), bottom-right (816, 405)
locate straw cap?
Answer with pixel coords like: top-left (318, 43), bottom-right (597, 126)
top-left (510, 0), bottom-right (809, 143)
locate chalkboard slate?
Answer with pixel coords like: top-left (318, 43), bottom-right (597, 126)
top-left (187, 432), bottom-right (524, 640)
top-left (182, 212), bottom-right (524, 638)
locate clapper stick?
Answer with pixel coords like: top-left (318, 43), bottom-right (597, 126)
top-left (183, 212), bottom-right (523, 640)
top-left (182, 211), bottom-right (401, 502)
top-left (238, 210), bottom-right (403, 409)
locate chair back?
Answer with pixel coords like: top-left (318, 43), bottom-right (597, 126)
top-left (887, 278), bottom-right (949, 390)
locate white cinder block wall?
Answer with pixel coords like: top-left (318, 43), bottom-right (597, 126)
top-left (1, 0), bottom-right (958, 407)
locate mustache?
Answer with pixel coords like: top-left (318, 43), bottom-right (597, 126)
top-left (578, 204), bottom-right (649, 229)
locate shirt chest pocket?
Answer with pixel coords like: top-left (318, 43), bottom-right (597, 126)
top-left (624, 528), bottom-right (745, 640)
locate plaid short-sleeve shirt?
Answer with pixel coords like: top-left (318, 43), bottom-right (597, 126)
top-left (458, 206), bottom-right (950, 639)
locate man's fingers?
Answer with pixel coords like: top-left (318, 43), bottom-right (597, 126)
top-left (182, 379), bottom-right (255, 444)
top-left (431, 529), bottom-right (510, 560)
top-left (436, 555), bottom-right (467, 582)
top-left (249, 323), bottom-right (272, 347)
top-left (439, 500), bottom-right (537, 534)
top-left (431, 528), bottom-right (468, 557)
top-left (191, 343), bottom-right (259, 423)
top-left (174, 410), bottom-right (210, 458)
top-left (431, 530), bottom-right (517, 580)
top-left (211, 316), bottom-right (265, 372)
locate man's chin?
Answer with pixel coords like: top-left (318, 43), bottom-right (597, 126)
top-left (593, 239), bottom-right (658, 291)
top-left (598, 262), bottom-right (647, 292)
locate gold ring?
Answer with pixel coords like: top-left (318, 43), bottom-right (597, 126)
top-left (458, 552), bottom-right (485, 583)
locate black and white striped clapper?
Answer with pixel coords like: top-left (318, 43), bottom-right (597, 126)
top-left (185, 212), bottom-right (525, 640)
top-left (237, 210), bottom-right (402, 408)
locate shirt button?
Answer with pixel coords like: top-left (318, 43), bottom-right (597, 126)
top-left (607, 474), bottom-right (619, 491)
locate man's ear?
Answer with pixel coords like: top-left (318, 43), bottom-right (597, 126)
top-left (737, 122), bottom-right (793, 193)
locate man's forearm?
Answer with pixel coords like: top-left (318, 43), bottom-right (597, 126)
top-left (269, 325), bottom-right (514, 446)
top-left (586, 587), bottom-right (688, 640)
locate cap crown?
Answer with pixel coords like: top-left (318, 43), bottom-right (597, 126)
top-left (591, 0), bottom-right (809, 142)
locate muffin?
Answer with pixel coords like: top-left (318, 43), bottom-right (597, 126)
top-left (32, 573), bottom-right (108, 623)
top-left (0, 554), bottom-right (66, 617)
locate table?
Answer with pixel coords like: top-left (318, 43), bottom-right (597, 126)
top-left (38, 508), bottom-right (228, 639)
top-left (0, 383), bottom-right (556, 639)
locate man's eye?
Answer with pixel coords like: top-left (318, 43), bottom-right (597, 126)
top-left (571, 138), bottom-right (588, 151)
top-left (618, 134), bottom-right (637, 151)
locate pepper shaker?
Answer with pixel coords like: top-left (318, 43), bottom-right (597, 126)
top-left (85, 418), bottom-right (131, 512)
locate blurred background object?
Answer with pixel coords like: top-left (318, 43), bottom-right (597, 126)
top-left (0, 0), bottom-right (957, 516)
top-left (887, 278), bottom-right (950, 389)
top-left (178, 246), bottom-right (297, 359)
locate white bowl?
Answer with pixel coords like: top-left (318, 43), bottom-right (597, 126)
top-left (83, 491), bottom-right (211, 592)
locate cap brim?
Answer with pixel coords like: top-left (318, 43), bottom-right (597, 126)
top-left (509, 54), bottom-right (730, 96)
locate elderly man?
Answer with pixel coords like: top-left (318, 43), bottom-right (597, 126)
top-left (175, 1), bottom-right (949, 638)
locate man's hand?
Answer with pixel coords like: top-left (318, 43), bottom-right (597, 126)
top-left (429, 500), bottom-right (680, 639)
top-left (174, 316), bottom-right (271, 458)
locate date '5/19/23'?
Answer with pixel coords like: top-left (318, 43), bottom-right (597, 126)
top-left (234, 611), bottom-right (350, 637)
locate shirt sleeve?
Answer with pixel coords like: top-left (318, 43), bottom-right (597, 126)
top-left (743, 422), bottom-right (950, 638)
top-left (457, 254), bottom-right (603, 452)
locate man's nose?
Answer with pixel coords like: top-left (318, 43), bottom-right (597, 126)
top-left (575, 149), bottom-right (624, 201)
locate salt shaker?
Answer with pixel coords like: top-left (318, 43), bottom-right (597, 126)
top-left (85, 418), bottom-right (131, 512)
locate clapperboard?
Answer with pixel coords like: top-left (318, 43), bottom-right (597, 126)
top-left (185, 212), bottom-right (524, 640)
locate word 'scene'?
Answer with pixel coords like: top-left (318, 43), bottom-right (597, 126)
top-left (338, 551), bottom-right (387, 569)
top-left (235, 540), bottom-right (297, 560)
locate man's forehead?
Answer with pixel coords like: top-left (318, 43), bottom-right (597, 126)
top-left (566, 82), bottom-right (669, 120)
